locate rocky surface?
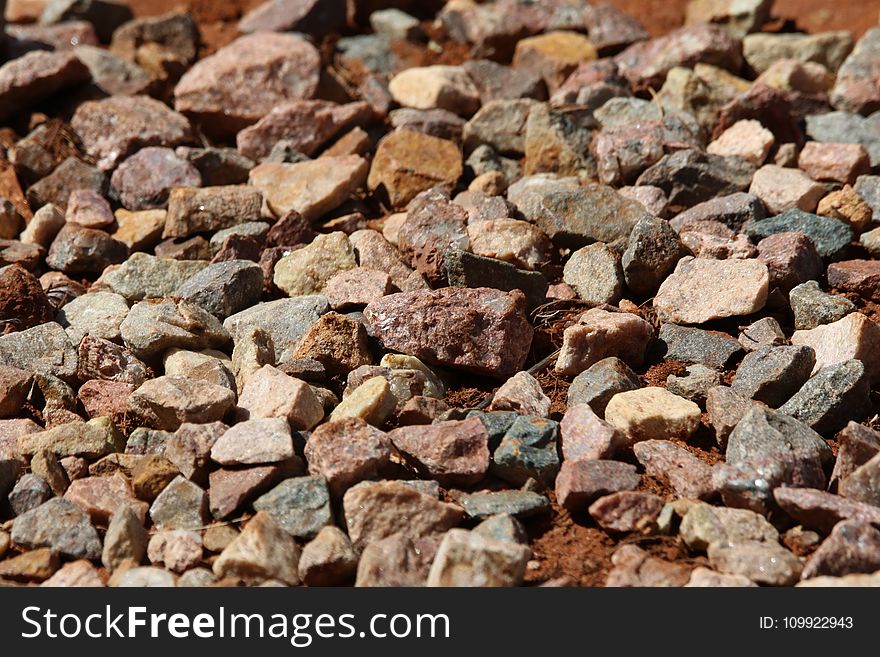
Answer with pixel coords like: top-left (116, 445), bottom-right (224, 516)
top-left (2, 0), bottom-right (880, 590)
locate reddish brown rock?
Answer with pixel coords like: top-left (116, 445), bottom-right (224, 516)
top-left (560, 403), bottom-right (628, 462)
top-left (209, 466), bottom-right (281, 520)
top-left (774, 487), bottom-right (880, 533)
top-left (237, 100), bottom-right (372, 161)
top-left (71, 95), bottom-right (194, 171)
top-left (46, 224), bottom-right (128, 274)
top-left (827, 260), bottom-right (880, 301)
top-left (397, 190), bottom-right (469, 286)
top-left (0, 265), bottom-right (54, 333)
top-left (324, 268), bottom-right (393, 310)
top-left (364, 288), bottom-right (533, 379)
top-left (388, 417), bottom-right (490, 487)
top-left (65, 189), bottom-right (115, 229)
top-left (304, 417), bottom-right (393, 497)
top-left (606, 544), bottom-right (692, 587)
top-left (65, 473), bottom-right (148, 524)
top-left (78, 379), bottom-right (135, 426)
top-left (174, 32), bottom-right (320, 138)
top-left (757, 232), bottom-right (823, 293)
top-left (802, 520), bottom-right (880, 579)
top-left (633, 440), bottom-right (715, 500)
top-left (111, 147), bottom-right (202, 211)
top-left (0, 50), bottom-right (90, 122)
top-left (555, 459), bottom-right (640, 512)
top-left (554, 309), bottom-right (653, 377)
top-left (290, 312), bottom-right (372, 377)
top-left (589, 491), bottom-right (665, 533)
top-left (798, 142), bottom-right (871, 185)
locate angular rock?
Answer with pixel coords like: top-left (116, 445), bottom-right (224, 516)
top-left (731, 345), bottom-right (816, 407)
top-left (778, 360), bottom-right (872, 435)
top-left (238, 365), bottom-right (324, 431)
top-left (297, 526), bottom-right (358, 586)
top-left (210, 418), bottom-right (293, 466)
top-left (567, 358), bottom-right (641, 416)
top-left (790, 281), bottom-right (855, 330)
top-left (555, 459), bottom-right (640, 511)
top-left (563, 243), bottom-right (624, 305)
top-left (726, 405), bottom-right (833, 466)
top-left (802, 520), bottom-right (880, 579)
top-left (11, 498), bottom-right (101, 560)
top-left (111, 147), bottom-right (201, 211)
top-left (174, 260), bottom-right (263, 321)
top-left (128, 377), bottom-right (234, 431)
top-left (791, 312), bottom-right (880, 381)
top-left (427, 528), bottom-right (530, 587)
top-left (634, 440), bottom-right (715, 500)
top-left (252, 475), bottom-right (332, 540)
top-left (120, 298), bottom-right (229, 360)
top-left (389, 65), bottom-right (480, 116)
top-left (304, 417), bottom-right (393, 496)
top-left (213, 511), bottom-right (300, 585)
top-left (555, 309), bottom-right (653, 378)
top-left (708, 540), bottom-right (801, 586)
top-left (0, 50), bottom-right (90, 122)
top-left (18, 416), bottom-right (123, 459)
top-left (46, 224), bottom-right (128, 274)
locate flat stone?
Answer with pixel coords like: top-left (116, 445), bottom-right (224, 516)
top-left (210, 418), bottom-right (293, 466)
top-left (743, 31), bottom-right (853, 74)
top-left (297, 525), bottom-right (358, 586)
top-left (128, 376), bottom-right (235, 431)
top-left (748, 208), bottom-right (855, 261)
top-left (304, 417), bottom-right (393, 496)
top-left (802, 520), bottom-right (880, 579)
top-left (120, 298), bottom-right (229, 360)
top-left (367, 130), bottom-right (463, 209)
top-left (174, 32), bottom-right (320, 138)
top-left (791, 312), bottom-right (880, 381)
top-left (18, 416), bottom-right (123, 459)
top-left (637, 149), bottom-right (754, 209)
top-left (11, 498), bottom-right (101, 560)
top-left (57, 291), bottom-right (129, 344)
top-left (748, 164), bottom-right (825, 214)
top-left (273, 232), bottom-right (356, 298)
top-left (726, 405), bottom-right (833, 466)
top-left (671, 192), bottom-right (766, 233)
top-left (389, 417), bottom-right (489, 487)
top-left (560, 403), bottom-right (628, 461)
top-left (213, 511), bottom-right (300, 585)
top-left (103, 253), bottom-right (207, 302)
top-left (776, 487), bottom-right (880, 533)
top-left (162, 185), bottom-right (263, 239)
top-left (555, 459), bottom-right (640, 511)
top-left (364, 287), bottom-right (532, 379)
top-left (324, 269), bottom-right (393, 310)
top-left (444, 249), bottom-right (548, 311)
top-left (633, 440), bottom-right (715, 500)
top-left (555, 309), bottom-right (653, 377)
top-left (427, 528), bottom-right (530, 587)
top-left (455, 489), bottom-right (550, 520)
top-left (778, 360), bottom-right (872, 435)
top-left (680, 503), bottom-right (778, 552)
top-left (249, 156), bottom-right (368, 222)
top-left (567, 357), bottom-right (641, 416)
top-left (342, 480), bottom-right (463, 550)
top-left (252, 475), bottom-right (332, 540)
top-left (65, 472), bottom-right (147, 524)
top-left (708, 540), bottom-right (801, 586)
top-left (605, 388), bottom-right (702, 444)
top-left (0, 547), bottom-right (60, 582)
top-left (731, 345), bottom-right (816, 406)
top-left (789, 281), bottom-right (855, 330)
top-left (77, 335), bottom-right (148, 386)
top-left (111, 147), bottom-right (201, 211)
top-left (238, 365), bottom-right (324, 430)
top-left (467, 219), bottom-right (551, 271)
top-left (328, 376), bottom-right (396, 427)
top-left (174, 260), bottom-right (263, 320)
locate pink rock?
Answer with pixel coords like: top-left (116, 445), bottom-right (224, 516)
top-left (827, 260), bottom-right (880, 301)
top-left (488, 371), bottom-right (550, 417)
top-left (147, 529), bottom-right (203, 574)
top-left (237, 365), bottom-right (324, 431)
top-left (791, 312), bottom-right (880, 381)
top-left (0, 50), bottom-right (90, 122)
top-left (77, 335), bottom-right (148, 387)
top-left (757, 231), bottom-right (823, 292)
top-left (555, 459), bottom-right (640, 511)
top-left (633, 439), bottom-right (715, 500)
top-left (588, 491), bottom-right (665, 533)
top-left (78, 380), bottom-right (135, 427)
top-left (554, 308), bottom-right (653, 377)
top-left (174, 32), bottom-right (320, 138)
top-left (397, 190), bottom-right (469, 286)
top-left (239, 0), bottom-right (346, 37)
top-left (798, 141), bottom-right (871, 185)
top-left (749, 164), bottom-right (825, 214)
top-left (237, 100), bottom-right (373, 161)
top-left (774, 487), bottom-right (880, 534)
top-left (41, 560), bottom-right (105, 587)
top-left (388, 417), bottom-right (490, 487)
top-left (560, 403), bottom-right (628, 461)
top-left (304, 418), bottom-right (394, 496)
top-left (364, 287), bottom-right (533, 379)
top-left (707, 119), bottom-right (774, 166)
top-left (324, 268), bottom-right (393, 310)
top-left (111, 147), bottom-right (202, 211)
top-left (606, 544), bottom-right (692, 586)
top-left (163, 422), bottom-right (227, 483)
top-left (65, 473), bottom-right (148, 524)
top-left (65, 190), bottom-right (115, 229)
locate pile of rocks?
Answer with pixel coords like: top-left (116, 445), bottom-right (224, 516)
top-left (1, 0), bottom-right (880, 588)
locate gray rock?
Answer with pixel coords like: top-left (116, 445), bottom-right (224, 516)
top-left (854, 174), bottom-right (880, 216)
top-left (103, 253), bottom-right (208, 301)
top-left (252, 476), bottom-right (332, 540)
top-left (726, 405), bottom-right (833, 466)
top-left (666, 364), bottom-right (721, 405)
top-left (120, 298), bottom-right (230, 360)
top-left (455, 490), bottom-right (550, 520)
top-left (444, 248), bottom-right (548, 311)
top-left (636, 149), bottom-right (754, 208)
top-left (149, 476), bottom-right (208, 530)
top-left (622, 215), bottom-right (687, 296)
top-left (8, 473), bottom-right (52, 516)
top-left (567, 357), bottom-right (641, 416)
top-left (11, 498), bottom-right (101, 560)
top-left (563, 243), bottom-right (624, 304)
top-left (473, 513), bottom-right (528, 545)
top-left (463, 99), bottom-right (539, 155)
top-left (789, 281), bottom-right (855, 330)
top-left (57, 291), bottom-right (129, 344)
top-left (778, 360), bottom-right (872, 435)
top-left (491, 416), bottom-right (559, 487)
top-left (0, 321), bottom-right (78, 382)
top-left (656, 323), bottom-right (742, 369)
top-left (670, 192), bottom-right (766, 233)
top-left (209, 222), bottom-right (269, 254)
top-left (745, 209), bottom-right (854, 260)
top-left (174, 260), bottom-right (264, 320)
top-left (738, 317), bottom-right (787, 352)
top-left (731, 345), bottom-right (816, 407)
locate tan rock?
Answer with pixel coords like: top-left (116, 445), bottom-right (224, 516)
top-left (388, 65), bottom-right (480, 116)
top-left (791, 312), bottom-right (880, 381)
top-left (555, 308), bottom-right (653, 377)
top-left (329, 376), bottom-right (396, 427)
top-left (749, 164), bottom-right (825, 214)
top-left (605, 387), bottom-right (702, 444)
top-left (707, 119), bottom-right (774, 166)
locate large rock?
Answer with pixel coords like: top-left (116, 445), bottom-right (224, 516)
top-left (0, 321), bottom-right (77, 383)
top-left (726, 405), bottom-right (833, 466)
top-left (0, 50), bottom-right (90, 122)
top-left (239, 0), bottom-right (347, 37)
top-left (364, 288), bottom-right (533, 379)
top-left (555, 309), bottom-right (653, 377)
top-left (162, 185), bottom-right (263, 239)
top-left (11, 498), bottom-right (101, 560)
top-left (120, 298), bottom-right (229, 360)
top-left (426, 528), bottom-right (530, 587)
top-left (128, 377), bottom-right (235, 431)
top-left (791, 312), bottom-right (880, 381)
top-left (389, 418), bottom-right (490, 487)
top-left (213, 511), bottom-right (301, 585)
top-left (604, 388), bottom-right (702, 444)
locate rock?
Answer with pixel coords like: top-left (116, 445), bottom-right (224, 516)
top-left (252, 475), bottom-right (331, 540)
top-left (174, 260), bottom-right (263, 321)
top-left (680, 503), bottom-right (778, 551)
top-left (743, 31), bottom-right (854, 74)
top-left (57, 291), bottom-right (129, 345)
top-left (223, 296), bottom-right (329, 364)
top-left (304, 417), bottom-right (393, 496)
top-left (30, 449), bottom-right (69, 497)
top-left (18, 416), bottom-right (123, 459)
top-left (329, 376), bottom-right (396, 426)
top-left (555, 309), bottom-right (653, 378)
top-left (708, 540), bottom-right (802, 586)
top-left (707, 119), bottom-right (774, 165)
top-left (389, 418), bottom-right (490, 487)
top-left (120, 298), bottom-right (229, 360)
top-left (560, 403), bottom-right (628, 461)
top-left (238, 365), bottom-right (324, 430)
top-left (249, 157), bottom-right (369, 222)
top-left (802, 520), bottom-right (880, 579)
top-left (214, 511), bottom-right (300, 585)
top-left (791, 312), bottom-right (880, 381)
top-left (757, 232), bottom-right (824, 293)
top-left (606, 544), bottom-right (692, 587)
top-left (614, 24), bottom-right (742, 91)
top-left (818, 185), bottom-right (873, 234)
top-left (210, 418), bottom-right (293, 466)
top-left (0, 366), bottom-right (33, 419)
top-left (128, 377), bottom-right (234, 431)
top-left (11, 498), bottom-right (101, 560)
top-left (343, 480), bottom-right (463, 549)
top-left (396, 190), bottom-right (469, 286)
top-left (148, 530), bottom-right (202, 574)
top-left (666, 364), bottom-right (721, 404)
top-left (0, 265), bottom-right (54, 332)
top-left (162, 422), bottom-right (226, 483)
top-left (491, 416), bottom-right (559, 486)
top-left (685, 0), bottom-right (772, 37)
top-left (389, 65), bottom-right (480, 116)
top-left (390, 107), bottom-right (466, 145)
top-left (778, 360), bottom-right (871, 434)
top-left (776, 487), bottom-right (880, 533)
top-left (799, 142), bottom-right (871, 185)
top-left (102, 253), bottom-right (207, 302)
top-left (463, 99), bottom-right (538, 155)
top-left (64, 472), bottom-right (147, 524)
top-left (831, 27), bottom-right (880, 114)
top-left (238, 0), bottom-right (345, 36)
top-left (654, 257), bottom-right (769, 325)
top-left (726, 405), bottom-right (833, 466)
top-left (174, 32), bottom-right (320, 138)
top-left (806, 112), bottom-right (880, 167)
top-left (567, 358), bottom-right (641, 417)
top-left (354, 531), bottom-right (432, 587)
top-left (563, 243), bottom-right (624, 305)
top-left (8, 474), bottom-right (52, 516)
top-left (455, 489), bottom-right (550, 520)
top-left (111, 147), bottom-right (201, 211)
top-left (77, 335), bottom-right (148, 386)
top-left (112, 209), bottom-right (166, 252)
top-left (131, 455), bottom-right (179, 502)
top-left (208, 466), bottom-right (280, 520)
top-left (839, 452), bottom-right (880, 506)
top-left (112, 566), bottom-right (176, 587)
top-left (488, 372), bottom-right (550, 417)
top-left (671, 192), bottom-right (766, 232)
top-left (512, 30), bottom-right (597, 92)
top-left (828, 260), bottom-right (880, 302)
top-left (46, 224), bottom-right (128, 274)
top-left (70, 95), bottom-right (193, 171)
top-left (582, 3), bottom-right (648, 54)
top-left (790, 281), bottom-right (855, 330)
top-left (831, 422), bottom-right (880, 490)
top-left (636, 148), bottom-right (754, 208)
top-left (427, 528), bottom-right (530, 587)
top-left (161, 185), bottom-right (262, 239)
top-left (367, 130), bottom-right (463, 209)
top-left (622, 216), bottom-right (687, 296)
top-left (323, 269), bottom-right (392, 311)
top-left (748, 165), bottom-right (825, 215)
top-left (149, 475), bottom-right (208, 530)
top-left (444, 249), bottom-right (549, 311)
top-left (522, 102), bottom-right (596, 179)
top-left (0, 50), bottom-right (90, 123)
top-left (731, 345), bottom-right (816, 406)
top-left (273, 234), bottom-right (356, 299)
top-left (370, 8), bottom-right (421, 41)
top-left (65, 189), bottom-right (114, 229)
top-left (297, 526), bottom-right (358, 586)
top-left (605, 387), bottom-right (702, 444)
top-left (0, 547), bottom-right (60, 582)
top-left (555, 459), bottom-right (640, 511)
top-left (364, 288), bottom-right (532, 379)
